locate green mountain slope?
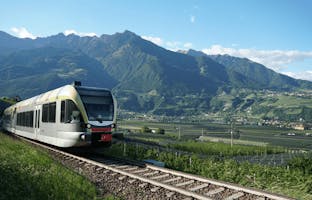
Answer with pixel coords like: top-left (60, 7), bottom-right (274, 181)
top-left (0, 47), bottom-right (117, 98)
top-left (1, 31), bottom-right (312, 118)
top-left (185, 49), bottom-right (312, 90)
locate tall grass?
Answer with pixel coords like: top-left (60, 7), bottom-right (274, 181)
top-left (170, 140), bottom-right (285, 156)
top-left (0, 133), bottom-right (113, 200)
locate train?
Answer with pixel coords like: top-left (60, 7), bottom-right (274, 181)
top-left (2, 82), bottom-right (117, 148)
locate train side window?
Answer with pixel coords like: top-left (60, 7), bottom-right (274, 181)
top-left (30, 111), bottom-right (34, 127)
top-left (37, 110), bottom-right (40, 128)
top-left (26, 112), bottom-right (29, 126)
top-left (22, 112), bottom-right (26, 126)
top-left (16, 111), bottom-right (34, 127)
top-left (42, 102), bottom-right (56, 123)
top-left (60, 100), bottom-right (80, 123)
top-left (67, 100), bottom-right (80, 123)
top-left (61, 101), bottom-right (65, 122)
top-left (42, 104), bottom-right (49, 122)
top-left (49, 102), bottom-right (56, 123)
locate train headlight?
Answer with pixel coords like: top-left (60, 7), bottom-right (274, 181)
top-left (80, 134), bottom-right (86, 141)
top-left (86, 124), bottom-right (91, 129)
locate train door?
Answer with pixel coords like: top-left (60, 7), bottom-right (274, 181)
top-left (34, 106), bottom-right (41, 139)
top-left (12, 108), bottom-right (17, 132)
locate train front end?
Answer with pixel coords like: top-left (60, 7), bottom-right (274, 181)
top-left (76, 86), bottom-right (116, 147)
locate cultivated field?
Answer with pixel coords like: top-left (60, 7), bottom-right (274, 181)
top-left (119, 119), bottom-right (312, 150)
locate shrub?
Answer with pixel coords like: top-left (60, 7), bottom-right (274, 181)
top-left (156, 128), bottom-right (165, 134)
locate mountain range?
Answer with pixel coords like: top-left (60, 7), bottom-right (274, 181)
top-left (0, 30), bottom-right (312, 119)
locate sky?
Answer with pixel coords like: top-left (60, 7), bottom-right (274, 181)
top-left (1, 0), bottom-right (312, 81)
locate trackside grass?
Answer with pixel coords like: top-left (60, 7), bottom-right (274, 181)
top-left (0, 132), bottom-right (118, 200)
top-left (170, 140), bottom-right (285, 156)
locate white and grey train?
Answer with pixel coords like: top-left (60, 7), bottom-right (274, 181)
top-left (2, 82), bottom-right (116, 148)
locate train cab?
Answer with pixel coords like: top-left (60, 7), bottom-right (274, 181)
top-left (75, 86), bottom-right (115, 146)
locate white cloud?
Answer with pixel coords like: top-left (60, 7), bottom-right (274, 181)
top-left (141, 36), bottom-right (163, 46)
top-left (282, 71), bottom-right (312, 81)
top-left (141, 35), bottom-right (193, 51)
top-left (184, 42), bottom-right (193, 48)
top-left (190, 15), bottom-right (195, 23)
top-left (64, 29), bottom-right (97, 37)
top-left (163, 41), bottom-right (193, 51)
top-left (165, 41), bottom-right (182, 50)
top-left (10, 27), bottom-right (36, 39)
top-left (202, 45), bottom-right (312, 72)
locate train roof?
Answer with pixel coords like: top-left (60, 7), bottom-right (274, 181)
top-left (11, 84), bottom-right (112, 108)
top-left (12, 85), bottom-right (78, 108)
top-left (5, 84), bottom-right (112, 122)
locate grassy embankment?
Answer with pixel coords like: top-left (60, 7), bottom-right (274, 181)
top-left (0, 132), bottom-right (118, 200)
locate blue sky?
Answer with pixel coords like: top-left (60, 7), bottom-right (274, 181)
top-left (1, 0), bottom-right (312, 80)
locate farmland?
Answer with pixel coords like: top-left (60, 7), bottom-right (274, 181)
top-left (119, 119), bottom-right (312, 150)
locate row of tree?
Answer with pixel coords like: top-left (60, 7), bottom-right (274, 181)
top-left (140, 126), bottom-right (165, 134)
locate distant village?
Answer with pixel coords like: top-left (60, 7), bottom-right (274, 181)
top-left (119, 109), bottom-right (312, 133)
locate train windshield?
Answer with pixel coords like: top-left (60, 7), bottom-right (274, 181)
top-left (77, 88), bottom-right (114, 122)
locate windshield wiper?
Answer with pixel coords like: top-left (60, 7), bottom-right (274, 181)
top-left (96, 117), bottom-right (103, 123)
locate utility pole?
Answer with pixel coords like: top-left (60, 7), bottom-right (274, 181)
top-left (230, 119), bottom-right (234, 148)
top-left (230, 122), bottom-right (233, 148)
top-left (178, 125), bottom-right (181, 140)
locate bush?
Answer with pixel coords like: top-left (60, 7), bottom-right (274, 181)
top-left (156, 128), bottom-right (165, 134)
top-left (141, 126), bottom-right (151, 133)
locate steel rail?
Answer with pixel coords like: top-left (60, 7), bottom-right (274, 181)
top-left (146, 164), bottom-right (294, 200)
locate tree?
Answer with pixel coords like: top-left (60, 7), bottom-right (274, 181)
top-left (156, 128), bottom-right (165, 134)
top-left (141, 126), bottom-right (151, 133)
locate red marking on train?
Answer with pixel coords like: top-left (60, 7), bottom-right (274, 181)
top-left (101, 134), bottom-right (112, 142)
top-left (91, 127), bottom-right (112, 132)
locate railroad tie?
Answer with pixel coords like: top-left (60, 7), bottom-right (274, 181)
top-left (110, 173), bottom-right (118, 176)
top-left (143, 171), bottom-right (159, 176)
top-left (133, 168), bottom-right (149, 173)
top-left (162, 177), bottom-right (181, 183)
top-left (83, 163), bottom-right (91, 168)
top-left (95, 167), bottom-right (103, 171)
top-left (166, 191), bottom-right (175, 198)
top-left (118, 176), bottom-right (127, 180)
top-left (188, 183), bottom-right (209, 191)
top-left (205, 187), bottom-right (225, 196)
top-left (150, 187), bottom-right (160, 192)
top-left (128, 179), bottom-right (136, 184)
top-left (175, 180), bottom-right (195, 187)
top-left (123, 166), bottom-right (139, 171)
top-left (139, 183), bottom-right (148, 188)
top-left (79, 161), bottom-right (85, 164)
top-left (115, 165), bottom-right (130, 169)
top-left (224, 192), bottom-right (245, 200)
top-left (255, 197), bottom-right (265, 200)
top-left (150, 174), bottom-right (170, 180)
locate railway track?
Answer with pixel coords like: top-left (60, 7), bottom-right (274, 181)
top-left (16, 135), bottom-right (294, 200)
